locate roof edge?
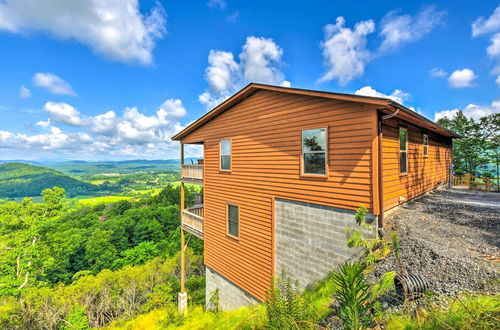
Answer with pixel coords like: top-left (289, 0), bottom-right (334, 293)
top-left (172, 83), bottom-right (460, 141)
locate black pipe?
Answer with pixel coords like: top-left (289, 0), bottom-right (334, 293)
top-left (394, 273), bottom-right (430, 298)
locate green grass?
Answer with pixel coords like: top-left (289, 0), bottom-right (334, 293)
top-left (79, 196), bottom-right (132, 206)
top-left (381, 294), bottom-right (500, 329)
top-left (131, 188), bottom-right (163, 196)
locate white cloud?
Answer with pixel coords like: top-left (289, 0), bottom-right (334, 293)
top-left (318, 17), bottom-right (375, 85)
top-left (199, 36), bottom-right (290, 108)
top-left (354, 86), bottom-right (410, 105)
top-left (240, 36), bottom-right (287, 85)
top-left (447, 69), bottom-right (477, 88)
top-left (44, 102), bottom-right (83, 126)
top-left (0, 0), bottom-right (166, 65)
top-left (434, 100), bottom-right (500, 121)
top-left (88, 111), bottom-right (117, 136)
top-left (0, 125), bottom-right (93, 151)
top-left (472, 5), bottom-right (500, 37)
top-left (208, 0), bottom-right (227, 9)
top-left (429, 67), bottom-right (448, 78)
top-left (36, 119), bottom-right (50, 128)
top-left (33, 73), bottom-right (77, 96)
top-left (472, 5), bottom-right (500, 86)
top-left (379, 6), bottom-right (446, 52)
top-left (0, 98), bottom-right (188, 158)
top-left (487, 33), bottom-right (500, 58)
top-left (19, 85), bottom-right (31, 98)
top-left (205, 50), bottom-right (240, 94)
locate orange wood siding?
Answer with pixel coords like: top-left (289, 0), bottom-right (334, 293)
top-left (181, 90), bottom-right (378, 301)
top-left (381, 118), bottom-right (452, 211)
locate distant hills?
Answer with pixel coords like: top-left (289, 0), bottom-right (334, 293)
top-left (0, 163), bottom-right (100, 198)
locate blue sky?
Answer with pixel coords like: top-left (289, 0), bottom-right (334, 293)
top-left (0, 0), bottom-right (499, 160)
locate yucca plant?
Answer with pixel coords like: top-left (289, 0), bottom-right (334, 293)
top-left (331, 262), bottom-right (374, 330)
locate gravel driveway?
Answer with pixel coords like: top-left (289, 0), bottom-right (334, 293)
top-left (372, 187), bottom-right (500, 295)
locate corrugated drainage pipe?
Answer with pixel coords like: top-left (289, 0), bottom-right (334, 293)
top-left (394, 274), bottom-right (430, 298)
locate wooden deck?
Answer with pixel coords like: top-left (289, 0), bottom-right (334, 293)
top-left (181, 204), bottom-right (204, 239)
top-left (181, 164), bottom-right (203, 185)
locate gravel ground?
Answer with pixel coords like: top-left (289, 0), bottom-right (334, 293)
top-left (371, 187), bottom-right (500, 296)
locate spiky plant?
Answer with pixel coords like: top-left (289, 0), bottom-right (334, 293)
top-left (331, 262), bottom-right (374, 330)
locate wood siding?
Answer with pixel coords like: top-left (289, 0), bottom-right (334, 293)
top-left (181, 90), bottom-right (378, 301)
top-left (381, 117), bottom-right (452, 211)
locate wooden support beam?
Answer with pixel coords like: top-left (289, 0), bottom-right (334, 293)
top-left (180, 142), bottom-right (186, 293)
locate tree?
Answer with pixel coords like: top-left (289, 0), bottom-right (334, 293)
top-left (437, 112), bottom-right (499, 174)
top-left (84, 229), bottom-right (117, 273)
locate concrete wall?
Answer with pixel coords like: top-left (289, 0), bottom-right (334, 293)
top-left (275, 198), bottom-right (376, 288)
top-left (206, 266), bottom-right (260, 311)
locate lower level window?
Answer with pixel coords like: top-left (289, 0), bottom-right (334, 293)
top-left (227, 204), bottom-right (239, 237)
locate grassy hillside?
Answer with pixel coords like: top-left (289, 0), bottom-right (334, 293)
top-left (48, 159), bottom-right (188, 176)
top-left (0, 162), bottom-right (102, 198)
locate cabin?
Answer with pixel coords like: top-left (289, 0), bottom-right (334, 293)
top-left (172, 83), bottom-right (458, 311)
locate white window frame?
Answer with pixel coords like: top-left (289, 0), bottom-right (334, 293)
top-left (301, 127), bottom-right (328, 176)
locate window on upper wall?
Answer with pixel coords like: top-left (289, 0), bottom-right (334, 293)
top-left (302, 128), bottom-right (327, 175)
top-left (227, 204), bottom-right (239, 238)
top-left (220, 139), bottom-right (231, 171)
top-left (423, 134), bottom-right (429, 157)
top-left (399, 128), bottom-right (408, 174)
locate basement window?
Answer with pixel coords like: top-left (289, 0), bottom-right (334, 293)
top-left (220, 139), bottom-right (231, 171)
top-left (399, 128), bottom-right (408, 174)
top-left (423, 134), bottom-right (429, 157)
top-left (302, 128), bottom-right (327, 175)
top-left (227, 204), bottom-right (239, 238)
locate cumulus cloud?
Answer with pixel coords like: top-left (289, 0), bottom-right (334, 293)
top-left (33, 73), bottom-right (77, 96)
top-left (44, 102), bottom-right (83, 126)
top-left (0, 125), bottom-right (92, 151)
top-left (472, 5), bottom-right (500, 86)
top-left (0, 0), bottom-right (166, 64)
top-left (472, 5), bottom-right (500, 37)
top-left (434, 100), bottom-right (500, 121)
top-left (0, 98), bottom-right (188, 158)
top-left (19, 85), bottom-right (31, 98)
top-left (318, 6), bottom-right (445, 85)
top-left (379, 6), bottom-right (446, 52)
top-left (487, 33), bottom-right (500, 59)
top-left (318, 17), bottom-right (375, 85)
top-left (429, 67), bottom-right (448, 78)
top-left (354, 86), bottom-right (410, 105)
top-left (447, 69), bottom-right (477, 88)
top-left (199, 36), bottom-right (290, 108)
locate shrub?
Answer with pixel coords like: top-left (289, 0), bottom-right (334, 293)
top-left (265, 270), bottom-right (308, 329)
top-left (330, 262), bottom-right (374, 330)
top-left (383, 294), bottom-right (500, 329)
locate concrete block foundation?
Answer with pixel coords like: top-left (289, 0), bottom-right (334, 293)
top-left (205, 266), bottom-right (259, 311)
top-left (275, 198), bottom-right (376, 289)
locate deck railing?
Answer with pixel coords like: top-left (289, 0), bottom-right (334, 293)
top-left (181, 164), bottom-right (203, 181)
top-left (453, 173), bottom-right (491, 191)
top-left (181, 205), bottom-right (204, 237)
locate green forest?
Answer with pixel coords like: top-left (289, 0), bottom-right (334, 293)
top-left (0, 163), bottom-right (116, 198)
top-left (0, 184), bottom-right (203, 329)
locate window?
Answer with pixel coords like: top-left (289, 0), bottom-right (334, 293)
top-left (302, 128), bottom-right (327, 175)
top-left (227, 204), bottom-right (239, 238)
top-left (423, 134), bottom-right (429, 157)
top-left (399, 128), bottom-right (408, 174)
top-left (220, 139), bottom-right (231, 170)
